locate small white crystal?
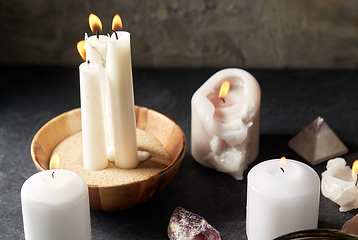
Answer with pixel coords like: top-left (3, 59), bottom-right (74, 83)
top-left (138, 151), bottom-right (150, 162)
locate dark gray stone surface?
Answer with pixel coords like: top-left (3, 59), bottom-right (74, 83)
top-left (0, 65), bottom-right (358, 239)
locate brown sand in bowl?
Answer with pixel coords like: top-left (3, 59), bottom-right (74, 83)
top-left (52, 129), bottom-right (171, 187)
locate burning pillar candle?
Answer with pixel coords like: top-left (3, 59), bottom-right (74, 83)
top-left (21, 155), bottom-right (91, 240)
top-left (191, 68), bottom-right (260, 180)
top-left (84, 14), bottom-right (111, 159)
top-left (321, 158), bottom-right (358, 212)
top-left (105, 15), bottom-right (138, 169)
top-left (78, 42), bottom-right (108, 171)
top-left (246, 158), bottom-right (320, 240)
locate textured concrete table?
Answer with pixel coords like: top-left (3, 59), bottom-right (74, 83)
top-left (1, 65), bottom-right (358, 239)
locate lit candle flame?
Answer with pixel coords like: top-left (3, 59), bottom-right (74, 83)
top-left (89, 13), bottom-right (102, 33)
top-left (49, 154), bottom-right (60, 170)
top-left (77, 40), bottom-right (86, 61)
top-left (279, 156), bottom-right (286, 172)
top-left (112, 14), bottom-right (123, 31)
top-left (218, 81), bottom-right (230, 100)
top-left (352, 160), bottom-right (358, 186)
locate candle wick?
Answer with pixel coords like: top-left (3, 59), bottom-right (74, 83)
top-left (96, 30), bottom-right (99, 39)
top-left (111, 30), bottom-right (118, 40)
top-left (87, 60), bottom-right (90, 64)
top-left (280, 167), bottom-right (285, 173)
top-left (220, 98), bottom-right (225, 103)
top-left (355, 174), bottom-right (358, 187)
top-left (52, 171), bottom-right (55, 179)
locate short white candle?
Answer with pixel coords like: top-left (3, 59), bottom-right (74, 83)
top-left (106, 31), bottom-right (138, 169)
top-left (21, 169), bottom-right (91, 240)
top-left (79, 61), bottom-right (108, 171)
top-left (246, 159), bottom-right (320, 240)
top-left (191, 68), bottom-right (260, 180)
top-left (321, 158), bottom-right (358, 212)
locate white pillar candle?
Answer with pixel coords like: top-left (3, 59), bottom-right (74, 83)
top-left (321, 158), bottom-right (358, 212)
top-left (246, 159), bottom-right (320, 240)
top-left (21, 169), bottom-right (91, 240)
top-left (191, 68), bottom-right (260, 180)
top-left (79, 61), bottom-right (108, 171)
top-left (105, 31), bottom-right (138, 169)
top-left (85, 34), bottom-right (113, 160)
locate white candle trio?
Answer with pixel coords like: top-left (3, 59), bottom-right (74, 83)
top-left (79, 14), bottom-right (139, 170)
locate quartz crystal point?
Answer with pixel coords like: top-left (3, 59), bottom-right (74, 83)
top-left (288, 117), bottom-right (348, 165)
top-left (168, 207), bottom-right (221, 240)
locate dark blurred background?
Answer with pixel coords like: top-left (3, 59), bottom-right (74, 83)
top-left (1, 0), bottom-right (358, 69)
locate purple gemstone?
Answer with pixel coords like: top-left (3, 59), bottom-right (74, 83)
top-left (168, 207), bottom-right (221, 240)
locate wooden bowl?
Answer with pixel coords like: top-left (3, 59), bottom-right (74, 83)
top-left (31, 106), bottom-right (186, 211)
